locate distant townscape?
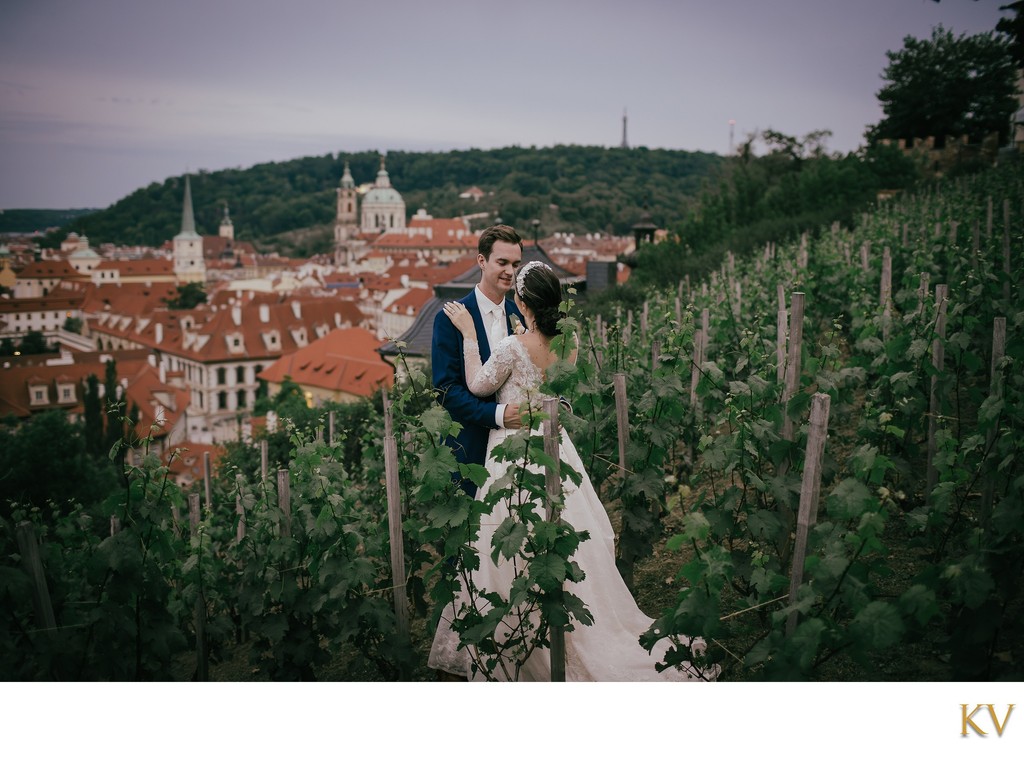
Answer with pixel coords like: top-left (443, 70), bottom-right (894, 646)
top-left (0, 155), bottom-right (639, 483)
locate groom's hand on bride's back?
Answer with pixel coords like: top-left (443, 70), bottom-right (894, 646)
top-left (503, 406), bottom-right (523, 429)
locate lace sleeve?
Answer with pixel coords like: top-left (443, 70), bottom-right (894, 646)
top-left (464, 337), bottom-right (516, 397)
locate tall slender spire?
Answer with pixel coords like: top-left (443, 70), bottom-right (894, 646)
top-left (180, 175), bottom-right (197, 234)
top-left (621, 108), bottom-right (629, 149)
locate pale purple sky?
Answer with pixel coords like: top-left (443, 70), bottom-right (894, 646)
top-left (0, 0), bottom-right (1009, 209)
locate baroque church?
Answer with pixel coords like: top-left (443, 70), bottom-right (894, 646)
top-left (333, 154), bottom-right (406, 268)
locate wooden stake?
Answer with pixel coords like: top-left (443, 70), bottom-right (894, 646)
top-left (235, 474), bottom-right (246, 543)
top-left (916, 272), bottom-right (930, 317)
top-left (613, 373), bottom-right (628, 474)
top-left (382, 393), bottom-right (408, 643)
top-left (542, 397), bottom-right (566, 681)
top-left (781, 292), bottom-right (806, 442)
top-left (328, 410), bottom-right (335, 446)
top-left (277, 469), bottom-right (291, 539)
top-left (203, 451), bottom-right (212, 512)
top-left (981, 317), bottom-right (1007, 523)
top-left (926, 285), bottom-right (949, 502)
top-left (260, 439), bottom-right (268, 482)
top-left (16, 522), bottom-right (57, 638)
top-left (651, 340), bottom-right (661, 373)
top-left (860, 242), bottom-right (869, 272)
top-left (881, 247), bottom-right (892, 342)
top-left (188, 493), bottom-right (208, 682)
top-left (787, 392), bottom-right (831, 636)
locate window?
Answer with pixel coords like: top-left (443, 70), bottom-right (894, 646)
top-left (236, 366), bottom-right (245, 384)
top-left (218, 391), bottom-right (228, 410)
top-left (217, 368), bottom-right (226, 385)
top-left (62, 387), bottom-right (72, 401)
top-left (236, 389), bottom-right (247, 409)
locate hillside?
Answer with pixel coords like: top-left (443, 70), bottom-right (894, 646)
top-left (0, 208), bottom-right (97, 236)
top-left (35, 145), bottom-right (723, 257)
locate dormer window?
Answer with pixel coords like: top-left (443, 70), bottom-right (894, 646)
top-left (262, 330), bottom-right (280, 351)
top-left (28, 382), bottom-right (49, 406)
top-left (226, 331), bottom-right (245, 354)
top-left (57, 382), bottom-right (76, 404)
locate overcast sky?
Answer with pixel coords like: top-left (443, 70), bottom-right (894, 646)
top-left (0, 0), bottom-right (1010, 209)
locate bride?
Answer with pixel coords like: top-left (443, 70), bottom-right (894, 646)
top-left (428, 261), bottom-right (718, 682)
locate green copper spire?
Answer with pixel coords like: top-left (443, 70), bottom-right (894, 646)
top-left (180, 174), bottom-right (197, 234)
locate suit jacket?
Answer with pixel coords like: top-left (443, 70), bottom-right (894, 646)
top-left (432, 290), bottom-right (524, 492)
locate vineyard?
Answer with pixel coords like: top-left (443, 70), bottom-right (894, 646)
top-left (2, 159), bottom-right (1021, 682)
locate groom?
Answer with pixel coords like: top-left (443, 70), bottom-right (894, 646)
top-left (432, 224), bottom-right (525, 495)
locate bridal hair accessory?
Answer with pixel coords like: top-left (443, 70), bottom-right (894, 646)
top-left (515, 260), bottom-right (552, 298)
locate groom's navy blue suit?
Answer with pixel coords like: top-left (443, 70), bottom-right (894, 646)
top-left (432, 289), bottom-right (524, 495)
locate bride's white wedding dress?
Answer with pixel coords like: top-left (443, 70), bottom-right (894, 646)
top-left (428, 334), bottom-right (717, 682)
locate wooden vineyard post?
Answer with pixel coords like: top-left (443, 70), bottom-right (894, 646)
top-left (613, 373), bottom-right (629, 476)
top-left (981, 316), bottom-right (1007, 524)
top-left (641, 301), bottom-right (649, 341)
top-left (382, 388), bottom-right (409, 643)
top-left (781, 292), bottom-right (806, 443)
top-left (203, 451), bottom-right (212, 512)
top-left (328, 410), bottom-right (336, 446)
top-left (987, 196), bottom-right (993, 240)
top-left (926, 285), bottom-right (949, 503)
top-left (651, 340), bottom-right (661, 374)
top-left (110, 516), bottom-right (121, 536)
top-left (786, 392), bottom-right (832, 636)
top-left (260, 439), bottom-right (268, 482)
top-left (235, 473), bottom-right (246, 543)
top-left (690, 324), bottom-right (705, 407)
top-left (16, 522), bottom-right (57, 639)
top-left (189, 493), bottom-right (209, 682)
top-left (675, 296), bottom-right (682, 326)
top-left (972, 219), bottom-right (980, 271)
top-left (916, 273), bottom-right (930, 318)
top-left (776, 284), bottom-right (787, 383)
top-left (860, 242), bottom-right (869, 273)
top-left (880, 247), bottom-right (892, 342)
top-left (542, 397), bottom-right (566, 681)
top-left (277, 469), bottom-right (291, 539)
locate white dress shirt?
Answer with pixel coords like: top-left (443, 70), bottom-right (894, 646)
top-left (473, 285), bottom-right (508, 428)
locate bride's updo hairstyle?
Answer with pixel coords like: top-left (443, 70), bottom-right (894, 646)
top-left (515, 261), bottom-right (562, 337)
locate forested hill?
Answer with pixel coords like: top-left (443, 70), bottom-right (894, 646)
top-left (36, 145), bottom-right (724, 255)
top-left (1, 208), bottom-right (98, 236)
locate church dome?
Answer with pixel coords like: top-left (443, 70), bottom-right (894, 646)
top-left (363, 185), bottom-right (404, 205)
top-left (362, 156), bottom-right (404, 206)
top-left (69, 247), bottom-right (100, 259)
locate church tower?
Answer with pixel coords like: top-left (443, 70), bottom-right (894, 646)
top-left (219, 203), bottom-right (234, 240)
top-left (334, 161), bottom-right (360, 267)
top-left (173, 175), bottom-right (207, 284)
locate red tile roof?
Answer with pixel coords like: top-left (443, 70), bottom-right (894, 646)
top-left (257, 327), bottom-right (393, 397)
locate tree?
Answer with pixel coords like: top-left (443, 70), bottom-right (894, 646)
top-left (83, 373), bottom-right (103, 458)
top-left (997, 1), bottom-right (1024, 68)
top-left (17, 330), bottom-right (52, 355)
top-left (0, 410), bottom-right (118, 518)
top-left (63, 316), bottom-right (83, 334)
top-left (164, 282), bottom-right (207, 310)
top-left (868, 25), bottom-right (1018, 146)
